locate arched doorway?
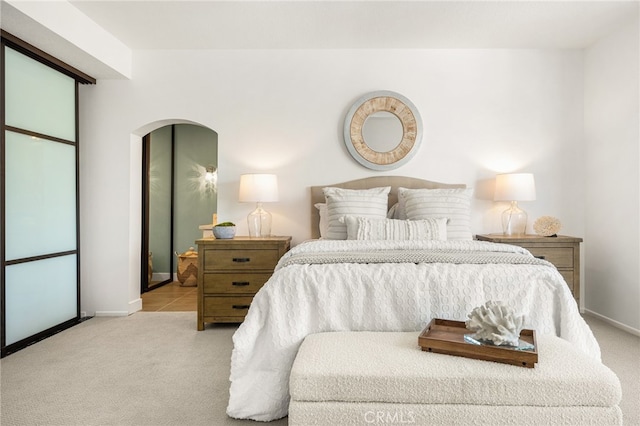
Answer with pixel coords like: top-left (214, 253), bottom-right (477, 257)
top-left (128, 119), bottom-right (217, 314)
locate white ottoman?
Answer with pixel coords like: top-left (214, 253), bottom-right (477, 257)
top-left (289, 332), bottom-right (621, 425)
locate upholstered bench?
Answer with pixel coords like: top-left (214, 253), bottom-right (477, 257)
top-left (289, 331), bottom-right (621, 425)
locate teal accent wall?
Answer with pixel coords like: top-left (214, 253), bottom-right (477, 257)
top-left (174, 124), bottom-right (218, 256)
top-left (148, 124), bottom-right (217, 275)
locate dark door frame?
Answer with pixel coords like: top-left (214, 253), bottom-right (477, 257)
top-left (141, 126), bottom-right (175, 293)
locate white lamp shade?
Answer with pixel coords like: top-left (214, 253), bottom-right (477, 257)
top-left (239, 173), bottom-right (279, 203)
top-left (494, 173), bottom-right (536, 201)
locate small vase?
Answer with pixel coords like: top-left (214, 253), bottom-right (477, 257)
top-left (212, 226), bottom-right (236, 239)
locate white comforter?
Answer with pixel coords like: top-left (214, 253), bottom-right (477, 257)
top-left (227, 240), bottom-right (600, 421)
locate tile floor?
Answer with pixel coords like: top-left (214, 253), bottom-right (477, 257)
top-left (141, 281), bottom-right (197, 312)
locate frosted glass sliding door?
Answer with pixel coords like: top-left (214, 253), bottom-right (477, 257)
top-left (4, 255), bottom-right (78, 344)
top-left (4, 47), bottom-right (76, 141)
top-left (5, 132), bottom-right (77, 259)
top-left (1, 36), bottom-right (89, 356)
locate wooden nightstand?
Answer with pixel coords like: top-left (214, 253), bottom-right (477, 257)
top-left (475, 234), bottom-right (583, 304)
top-left (196, 236), bottom-right (291, 330)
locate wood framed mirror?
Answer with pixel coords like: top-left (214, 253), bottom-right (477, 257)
top-left (343, 91), bottom-right (423, 170)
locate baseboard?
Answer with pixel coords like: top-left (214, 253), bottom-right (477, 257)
top-left (152, 272), bottom-right (170, 281)
top-left (94, 311), bottom-right (129, 317)
top-left (128, 298), bottom-right (142, 314)
top-left (583, 309), bottom-right (640, 337)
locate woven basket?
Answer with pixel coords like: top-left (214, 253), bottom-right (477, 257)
top-left (176, 247), bottom-right (198, 287)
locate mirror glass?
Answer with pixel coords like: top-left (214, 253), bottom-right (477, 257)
top-left (343, 91), bottom-right (422, 171)
top-left (362, 112), bottom-right (403, 152)
top-left (142, 124), bottom-right (218, 292)
top-left (148, 126), bottom-right (173, 288)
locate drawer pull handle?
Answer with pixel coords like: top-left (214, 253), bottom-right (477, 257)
top-left (232, 304), bottom-right (251, 310)
top-left (535, 255), bottom-right (546, 260)
top-left (232, 281), bottom-right (250, 286)
top-left (232, 257), bottom-right (251, 263)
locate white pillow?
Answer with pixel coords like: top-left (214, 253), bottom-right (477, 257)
top-left (322, 186), bottom-right (391, 240)
top-left (314, 203), bottom-right (328, 238)
top-left (343, 216), bottom-right (448, 241)
top-left (393, 190), bottom-right (410, 220)
top-left (402, 187), bottom-right (473, 240)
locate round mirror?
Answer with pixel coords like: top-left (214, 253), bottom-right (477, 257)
top-left (362, 112), bottom-right (403, 152)
top-left (343, 91), bottom-right (422, 170)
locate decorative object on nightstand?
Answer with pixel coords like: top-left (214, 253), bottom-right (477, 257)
top-left (196, 236), bottom-right (291, 329)
top-left (239, 173), bottom-right (279, 237)
top-left (475, 234), bottom-right (583, 305)
top-left (494, 173), bottom-right (536, 236)
top-left (533, 216), bottom-right (562, 237)
top-left (212, 221), bottom-right (236, 239)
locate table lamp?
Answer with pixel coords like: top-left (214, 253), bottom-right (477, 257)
top-left (494, 173), bottom-right (536, 236)
top-left (239, 173), bottom-right (279, 237)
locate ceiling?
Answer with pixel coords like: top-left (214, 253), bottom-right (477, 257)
top-left (68, 0), bottom-right (640, 50)
top-left (1, 1), bottom-right (638, 79)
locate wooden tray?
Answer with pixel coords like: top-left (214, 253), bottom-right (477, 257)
top-left (418, 318), bottom-right (538, 368)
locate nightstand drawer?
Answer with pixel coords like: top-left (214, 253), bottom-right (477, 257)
top-left (203, 273), bottom-right (271, 294)
top-left (204, 296), bottom-right (253, 317)
top-left (204, 249), bottom-right (279, 270)
top-left (526, 247), bottom-right (574, 268)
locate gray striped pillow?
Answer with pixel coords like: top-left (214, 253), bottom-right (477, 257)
top-left (402, 188), bottom-right (473, 240)
top-left (323, 186), bottom-right (390, 240)
top-left (343, 216), bottom-right (448, 241)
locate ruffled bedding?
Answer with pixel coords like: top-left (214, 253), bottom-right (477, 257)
top-left (226, 240), bottom-right (600, 421)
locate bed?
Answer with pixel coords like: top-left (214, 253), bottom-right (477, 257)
top-left (226, 176), bottom-right (600, 422)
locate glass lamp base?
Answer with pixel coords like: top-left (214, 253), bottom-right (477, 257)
top-left (247, 203), bottom-right (272, 237)
top-left (502, 201), bottom-right (527, 236)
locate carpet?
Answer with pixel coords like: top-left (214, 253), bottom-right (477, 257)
top-left (1, 312), bottom-right (637, 425)
top-left (0, 312), bottom-right (286, 426)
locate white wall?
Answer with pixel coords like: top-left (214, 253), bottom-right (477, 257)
top-left (584, 19), bottom-right (640, 332)
top-left (79, 49), bottom-right (586, 317)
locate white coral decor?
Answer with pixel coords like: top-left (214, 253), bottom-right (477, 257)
top-left (465, 301), bottom-right (525, 346)
top-left (533, 216), bottom-right (561, 237)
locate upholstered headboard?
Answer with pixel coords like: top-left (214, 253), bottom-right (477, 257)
top-left (310, 176), bottom-right (466, 239)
